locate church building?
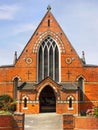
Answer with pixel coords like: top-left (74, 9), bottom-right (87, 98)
top-left (0, 6), bottom-right (98, 114)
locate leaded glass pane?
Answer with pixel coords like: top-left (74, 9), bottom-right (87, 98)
top-left (44, 46), bottom-right (48, 78)
top-left (38, 36), bottom-right (59, 82)
top-left (49, 46), bottom-right (53, 79)
top-left (52, 41), bottom-right (56, 46)
top-left (42, 41), bottom-right (45, 46)
top-left (47, 41), bottom-right (50, 47)
top-left (55, 46), bottom-right (59, 82)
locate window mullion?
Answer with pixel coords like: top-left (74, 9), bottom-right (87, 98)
top-left (53, 47), bottom-right (55, 80)
top-left (48, 46), bottom-right (49, 76)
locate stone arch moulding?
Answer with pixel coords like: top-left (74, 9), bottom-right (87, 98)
top-left (32, 31), bottom-right (66, 53)
top-left (76, 75), bottom-right (86, 81)
top-left (66, 95), bottom-right (75, 101)
top-left (12, 75), bottom-right (22, 81)
top-left (35, 83), bottom-right (61, 101)
top-left (22, 95), bottom-right (29, 100)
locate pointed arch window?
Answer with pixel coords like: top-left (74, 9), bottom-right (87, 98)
top-left (38, 36), bottom-right (59, 82)
top-left (13, 77), bottom-right (19, 99)
top-left (69, 98), bottom-right (72, 108)
top-left (48, 19), bottom-right (50, 27)
top-left (78, 77), bottom-right (84, 101)
top-left (67, 95), bottom-right (75, 110)
top-left (24, 98), bottom-right (27, 108)
top-left (22, 95), bottom-right (29, 109)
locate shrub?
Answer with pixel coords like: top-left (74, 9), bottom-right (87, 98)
top-left (86, 106), bottom-right (98, 117)
top-left (93, 106), bottom-right (98, 117)
top-left (0, 94), bottom-right (16, 113)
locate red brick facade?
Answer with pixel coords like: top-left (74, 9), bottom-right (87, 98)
top-left (0, 8), bottom-right (98, 114)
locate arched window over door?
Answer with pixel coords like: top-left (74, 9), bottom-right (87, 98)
top-left (13, 77), bottom-right (19, 99)
top-left (38, 36), bottom-right (59, 82)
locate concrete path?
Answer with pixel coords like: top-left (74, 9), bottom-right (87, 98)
top-left (25, 113), bottom-right (63, 130)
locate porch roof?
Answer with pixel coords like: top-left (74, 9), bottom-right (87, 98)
top-left (17, 81), bottom-right (79, 92)
top-left (60, 82), bottom-right (78, 91)
top-left (17, 82), bottom-right (36, 91)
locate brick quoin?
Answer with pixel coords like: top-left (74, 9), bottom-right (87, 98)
top-left (0, 6), bottom-right (98, 114)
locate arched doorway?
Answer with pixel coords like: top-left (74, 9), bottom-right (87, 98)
top-left (39, 85), bottom-right (56, 113)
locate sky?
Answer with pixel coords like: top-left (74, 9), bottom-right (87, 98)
top-left (0, 0), bottom-right (98, 66)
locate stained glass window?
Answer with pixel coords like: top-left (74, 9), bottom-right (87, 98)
top-left (38, 36), bottom-right (59, 82)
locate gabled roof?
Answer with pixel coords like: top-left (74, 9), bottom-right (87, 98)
top-left (14, 6), bottom-right (83, 67)
top-left (17, 79), bottom-right (78, 92)
top-left (35, 77), bottom-right (61, 89)
top-left (17, 77), bottom-right (61, 91)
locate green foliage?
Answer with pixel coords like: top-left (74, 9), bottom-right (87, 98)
top-left (0, 110), bottom-right (12, 115)
top-left (0, 94), bottom-right (16, 113)
top-left (86, 106), bottom-right (98, 117)
top-left (93, 106), bottom-right (98, 117)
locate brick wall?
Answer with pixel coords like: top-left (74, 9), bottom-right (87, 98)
top-left (63, 114), bottom-right (98, 130)
top-left (0, 115), bottom-right (13, 130)
top-left (74, 116), bottom-right (98, 130)
top-left (0, 113), bottom-right (24, 130)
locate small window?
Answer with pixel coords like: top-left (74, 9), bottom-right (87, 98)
top-left (67, 95), bottom-right (74, 110)
top-left (48, 19), bottom-right (50, 27)
top-left (69, 98), bottom-right (72, 108)
top-left (24, 98), bottom-right (27, 108)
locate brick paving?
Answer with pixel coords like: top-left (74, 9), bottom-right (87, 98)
top-left (25, 113), bottom-right (62, 130)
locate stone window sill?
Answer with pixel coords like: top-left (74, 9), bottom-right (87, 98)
top-left (68, 107), bottom-right (73, 110)
top-left (23, 107), bottom-right (28, 110)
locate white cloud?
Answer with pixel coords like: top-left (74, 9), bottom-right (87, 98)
top-left (12, 23), bottom-right (37, 34)
top-left (0, 4), bottom-right (20, 20)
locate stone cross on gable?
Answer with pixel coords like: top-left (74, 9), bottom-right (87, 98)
top-left (26, 70), bottom-right (32, 80)
top-left (66, 70), bottom-right (72, 80)
top-left (47, 5), bottom-right (51, 11)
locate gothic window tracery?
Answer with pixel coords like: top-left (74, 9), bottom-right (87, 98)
top-left (38, 36), bottom-right (59, 82)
